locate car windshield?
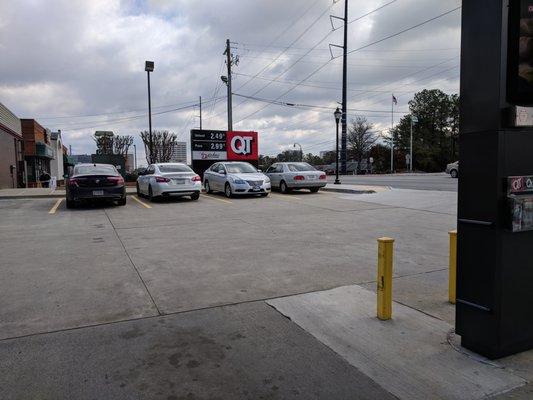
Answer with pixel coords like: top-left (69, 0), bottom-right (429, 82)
top-left (225, 163), bottom-right (257, 174)
top-left (74, 165), bottom-right (117, 175)
top-left (158, 164), bottom-right (192, 173)
top-left (287, 163), bottom-right (316, 172)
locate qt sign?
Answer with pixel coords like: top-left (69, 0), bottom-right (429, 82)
top-left (226, 131), bottom-right (258, 161)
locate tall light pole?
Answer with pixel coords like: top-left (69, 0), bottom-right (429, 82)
top-left (334, 107), bottom-right (342, 185)
top-left (293, 143), bottom-right (303, 162)
top-left (145, 61), bottom-right (154, 161)
top-left (410, 115), bottom-right (418, 172)
top-left (133, 144), bottom-right (137, 170)
top-left (223, 39), bottom-right (234, 131)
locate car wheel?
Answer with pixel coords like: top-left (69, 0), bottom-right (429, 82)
top-left (118, 196), bottom-right (127, 206)
top-left (450, 169), bottom-right (458, 179)
top-left (204, 180), bottom-right (212, 193)
top-left (148, 185), bottom-right (156, 202)
top-left (310, 187), bottom-right (320, 193)
top-left (280, 180), bottom-right (291, 194)
top-left (224, 183), bottom-right (233, 198)
top-left (191, 192), bottom-right (200, 201)
top-left (136, 182), bottom-right (142, 197)
top-left (66, 198), bottom-right (75, 209)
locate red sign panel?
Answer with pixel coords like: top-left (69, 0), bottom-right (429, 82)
top-left (508, 175), bottom-right (533, 195)
top-left (226, 131), bottom-right (258, 161)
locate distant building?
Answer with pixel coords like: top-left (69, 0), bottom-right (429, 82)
top-left (50, 130), bottom-right (65, 184)
top-left (125, 153), bottom-right (134, 172)
top-left (170, 141), bottom-right (187, 163)
top-left (0, 102), bottom-right (24, 188)
top-left (70, 154), bottom-right (93, 164)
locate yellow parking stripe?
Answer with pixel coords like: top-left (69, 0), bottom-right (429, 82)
top-left (271, 193), bottom-right (301, 200)
top-left (48, 198), bottom-right (63, 214)
top-left (202, 194), bottom-right (233, 204)
top-left (131, 195), bottom-right (152, 209)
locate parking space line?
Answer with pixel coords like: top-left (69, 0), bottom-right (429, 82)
top-left (48, 198), bottom-right (63, 214)
top-left (202, 194), bottom-right (233, 204)
top-left (131, 195), bottom-right (152, 209)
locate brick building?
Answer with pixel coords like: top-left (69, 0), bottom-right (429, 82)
top-left (21, 119), bottom-right (54, 187)
top-left (0, 102), bottom-right (25, 189)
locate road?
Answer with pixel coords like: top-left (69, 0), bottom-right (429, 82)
top-left (328, 172), bottom-right (458, 191)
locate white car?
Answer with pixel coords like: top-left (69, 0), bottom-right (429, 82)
top-left (203, 161), bottom-right (271, 198)
top-left (136, 163), bottom-right (202, 201)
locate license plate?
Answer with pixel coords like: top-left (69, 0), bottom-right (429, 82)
top-left (308, 175), bottom-right (317, 180)
top-left (93, 190), bottom-right (104, 196)
top-left (251, 186), bottom-right (260, 191)
top-left (173, 179), bottom-right (185, 184)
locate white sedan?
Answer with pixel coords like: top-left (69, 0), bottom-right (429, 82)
top-left (136, 163), bottom-right (202, 201)
top-left (203, 161), bottom-right (271, 198)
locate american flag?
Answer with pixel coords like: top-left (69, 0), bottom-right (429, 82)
top-left (392, 95), bottom-right (398, 105)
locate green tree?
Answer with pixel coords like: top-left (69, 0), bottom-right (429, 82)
top-left (391, 89), bottom-right (459, 172)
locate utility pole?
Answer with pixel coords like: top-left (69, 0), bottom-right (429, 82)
top-left (224, 39), bottom-right (233, 131)
top-left (341, 0), bottom-right (348, 175)
top-left (199, 96), bottom-right (202, 130)
top-left (329, 0), bottom-right (348, 174)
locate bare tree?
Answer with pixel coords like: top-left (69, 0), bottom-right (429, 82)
top-left (347, 117), bottom-right (377, 173)
top-left (113, 135), bottom-right (134, 157)
top-left (94, 135), bottom-right (114, 155)
top-left (140, 130), bottom-right (177, 164)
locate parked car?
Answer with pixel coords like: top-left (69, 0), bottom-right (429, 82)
top-left (203, 161), bottom-right (271, 198)
top-left (265, 162), bottom-right (327, 193)
top-left (136, 163), bottom-right (201, 201)
top-left (446, 161), bottom-right (459, 178)
top-left (66, 163), bottom-right (126, 208)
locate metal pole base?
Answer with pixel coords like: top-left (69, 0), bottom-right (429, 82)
top-left (334, 179), bottom-right (341, 185)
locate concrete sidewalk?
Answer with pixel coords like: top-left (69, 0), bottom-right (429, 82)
top-left (267, 285), bottom-right (528, 400)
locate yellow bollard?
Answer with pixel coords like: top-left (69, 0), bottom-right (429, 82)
top-left (377, 237), bottom-right (394, 320)
top-left (449, 230), bottom-right (457, 304)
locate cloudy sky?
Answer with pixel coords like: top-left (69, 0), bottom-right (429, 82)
top-left (0, 0), bottom-right (461, 165)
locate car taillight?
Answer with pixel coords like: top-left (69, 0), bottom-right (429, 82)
top-left (155, 176), bottom-right (170, 183)
top-left (192, 175), bottom-right (201, 182)
top-left (294, 175), bottom-right (305, 181)
top-left (319, 174), bottom-right (326, 180)
top-left (108, 176), bottom-right (125, 185)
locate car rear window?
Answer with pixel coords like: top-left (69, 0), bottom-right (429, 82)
top-left (74, 165), bottom-right (118, 175)
top-left (287, 163), bottom-right (316, 172)
top-left (159, 165), bottom-right (192, 173)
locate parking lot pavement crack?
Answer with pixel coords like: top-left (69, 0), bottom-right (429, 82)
top-left (103, 209), bottom-right (162, 316)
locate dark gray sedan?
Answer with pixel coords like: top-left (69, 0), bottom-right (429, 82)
top-left (265, 162), bottom-right (327, 193)
top-left (66, 163), bottom-right (126, 208)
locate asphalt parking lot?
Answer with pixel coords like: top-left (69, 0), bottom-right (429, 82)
top-left (0, 189), bottom-right (457, 399)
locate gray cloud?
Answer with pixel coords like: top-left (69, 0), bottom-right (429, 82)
top-left (0, 0), bottom-right (461, 163)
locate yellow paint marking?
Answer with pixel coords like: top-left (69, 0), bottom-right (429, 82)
top-left (271, 193), bottom-right (302, 200)
top-left (48, 198), bottom-right (63, 214)
top-left (202, 194), bottom-right (233, 204)
top-left (131, 195), bottom-right (152, 209)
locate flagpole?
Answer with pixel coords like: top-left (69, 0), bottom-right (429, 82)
top-left (391, 94), bottom-right (394, 173)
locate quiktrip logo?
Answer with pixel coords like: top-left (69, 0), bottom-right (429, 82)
top-left (226, 131), bottom-right (258, 160)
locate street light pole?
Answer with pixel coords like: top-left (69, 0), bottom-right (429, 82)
top-left (133, 144), bottom-right (137, 170)
top-left (145, 61), bottom-right (154, 161)
top-left (334, 107), bottom-right (342, 185)
top-left (409, 115), bottom-right (418, 173)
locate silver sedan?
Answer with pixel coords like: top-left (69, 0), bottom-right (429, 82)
top-left (203, 162), bottom-right (271, 198)
top-left (265, 162), bottom-right (327, 193)
top-left (136, 163), bottom-right (202, 201)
